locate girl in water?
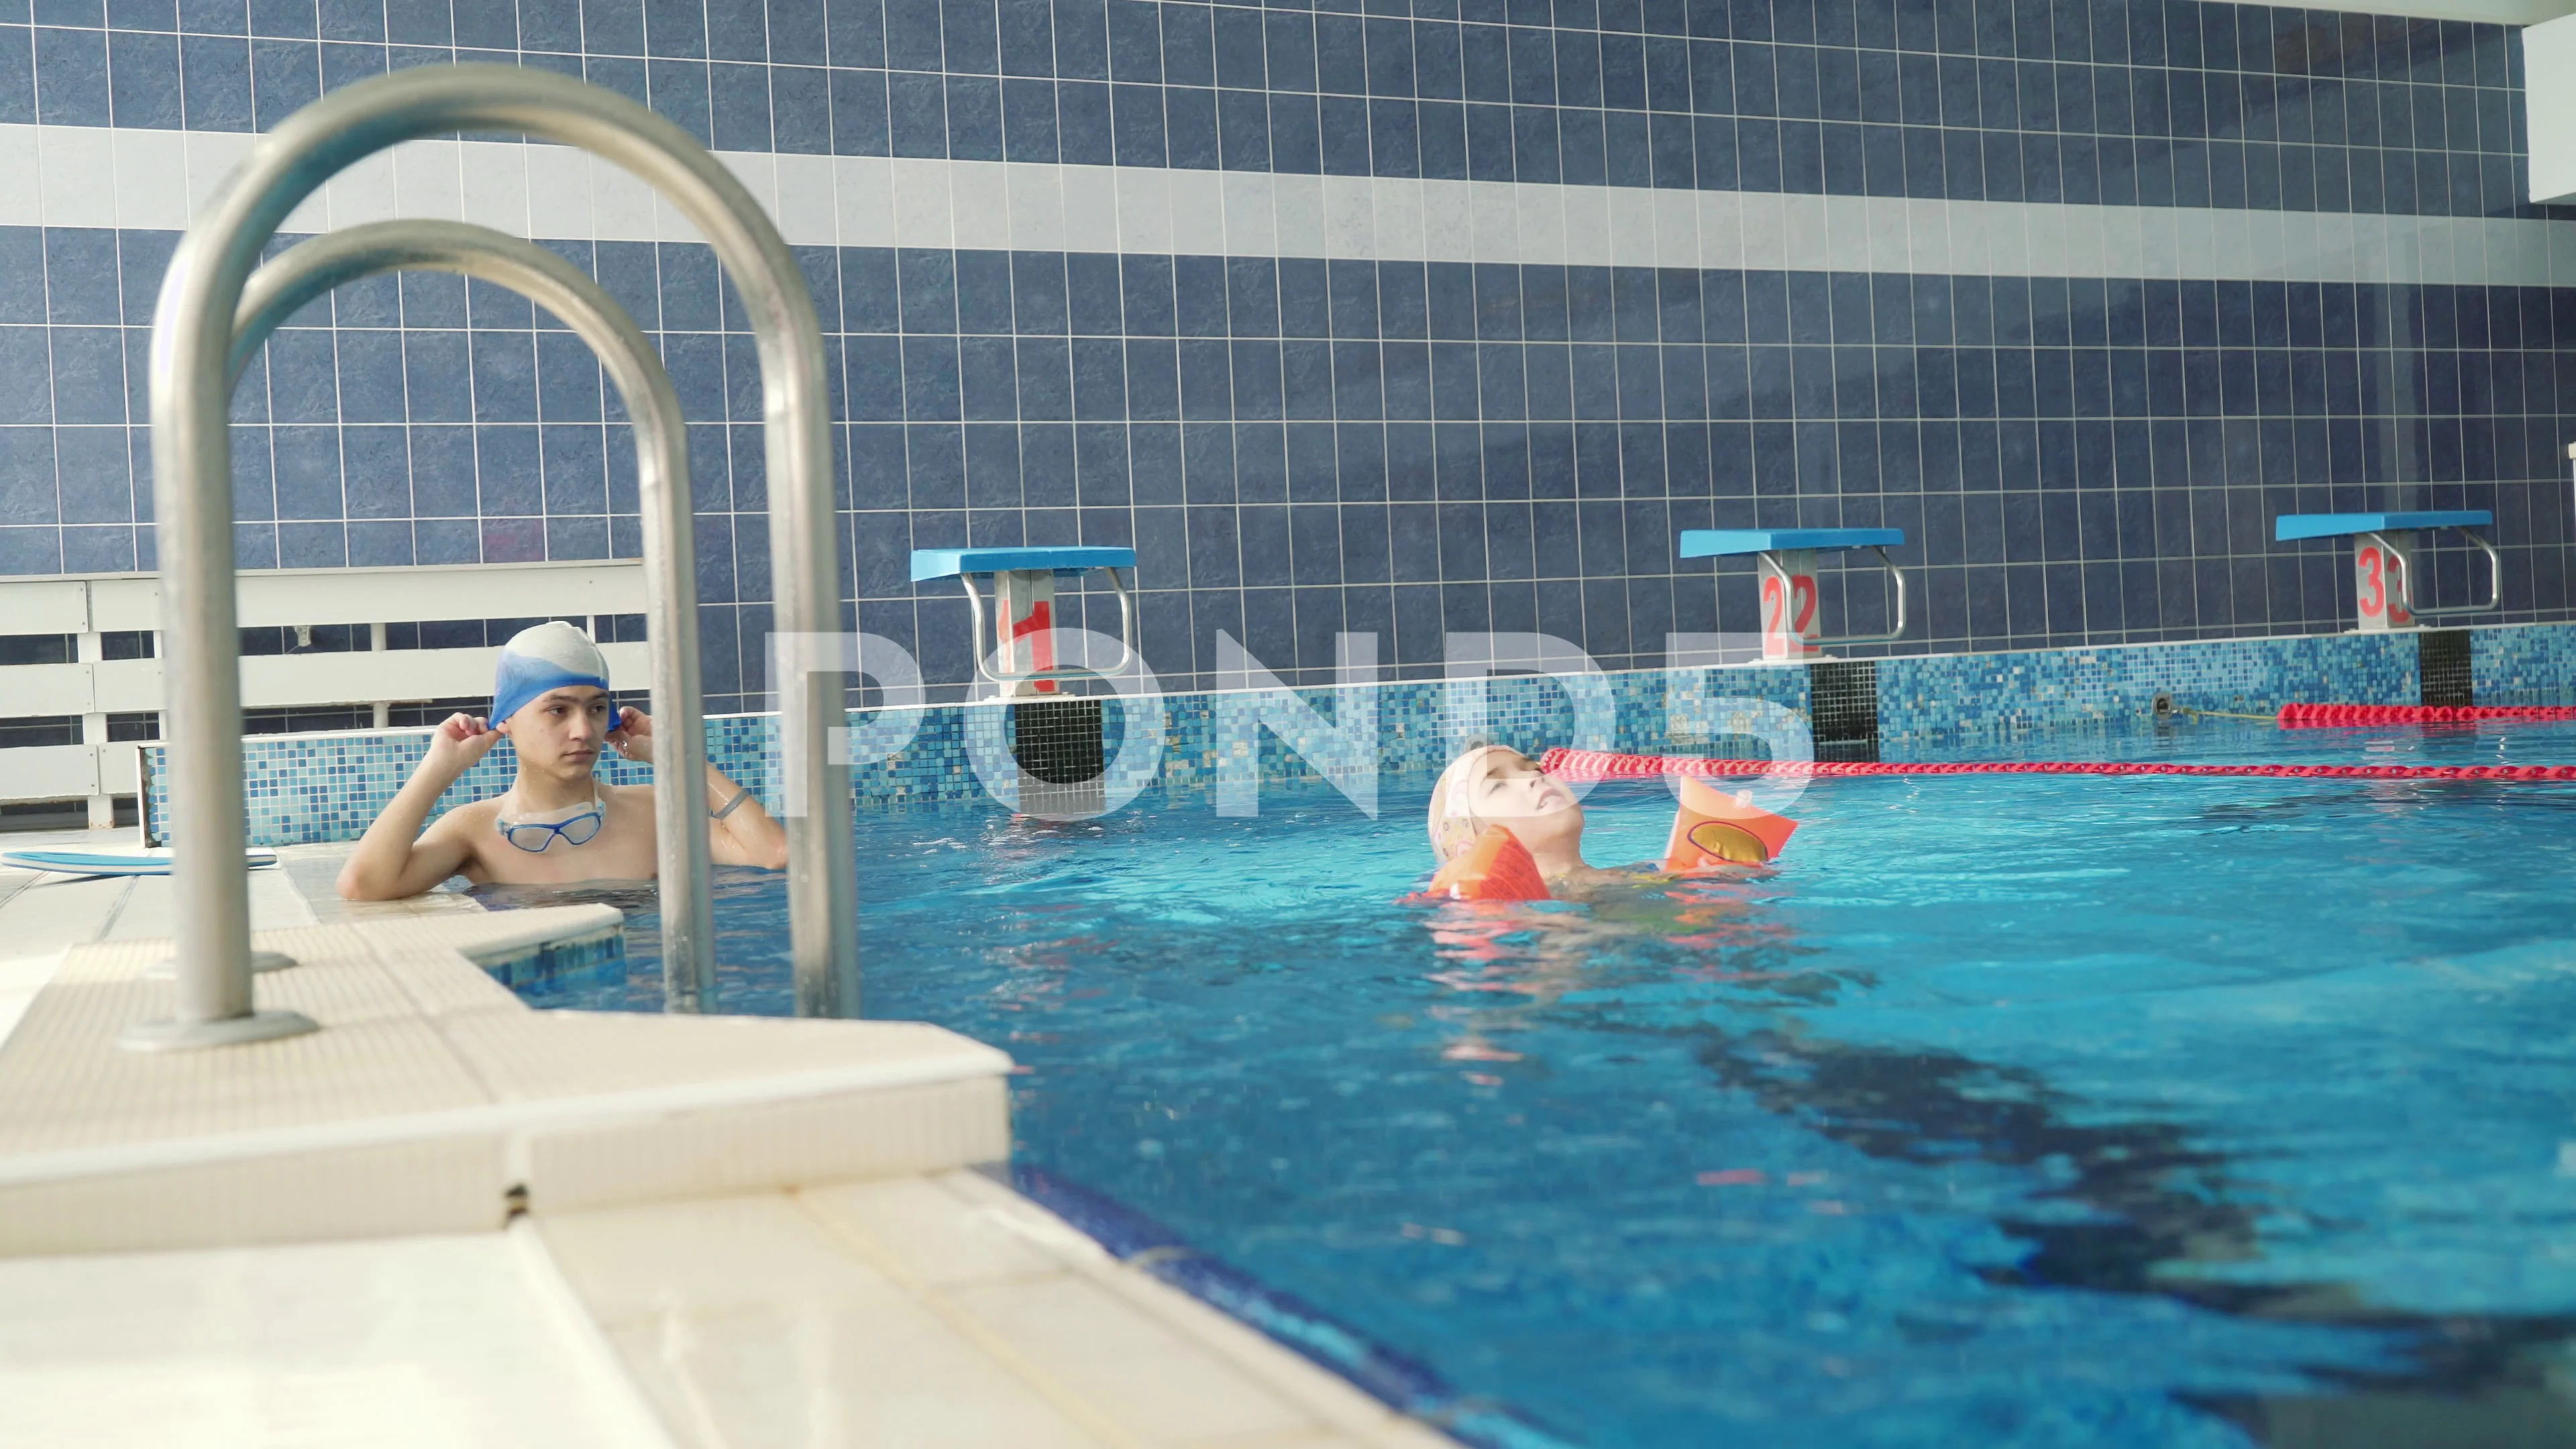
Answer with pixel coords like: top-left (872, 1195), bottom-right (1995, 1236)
top-left (1426, 744), bottom-right (1793, 900)
top-left (1428, 744), bottom-right (1628, 893)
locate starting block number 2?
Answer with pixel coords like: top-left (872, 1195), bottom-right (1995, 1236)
top-left (1758, 550), bottom-right (1821, 659)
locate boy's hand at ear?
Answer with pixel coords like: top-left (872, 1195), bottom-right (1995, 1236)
top-left (341, 713), bottom-right (498, 900)
top-left (423, 712), bottom-right (501, 779)
top-left (607, 706), bottom-right (654, 764)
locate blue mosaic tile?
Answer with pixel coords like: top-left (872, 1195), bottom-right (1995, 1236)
top-left (1878, 631), bottom-right (2424, 744)
top-left (2470, 622), bottom-right (2576, 706)
top-left (143, 623), bottom-right (2576, 847)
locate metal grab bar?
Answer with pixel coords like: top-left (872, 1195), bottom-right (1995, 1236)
top-left (134, 65), bottom-right (855, 1050)
top-left (957, 570), bottom-right (1138, 686)
top-left (2369, 528), bottom-right (2504, 621)
top-left (1810, 545), bottom-right (1910, 650)
top-left (230, 221), bottom-right (716, 1014)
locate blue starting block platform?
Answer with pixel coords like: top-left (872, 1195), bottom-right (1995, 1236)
top-left (908, 546), bottom-right (1138, 691)
top-left (908, 545), bottom-right (1138, 582)
top-left (2271, 511), bottom-right (2498, 631)
top-left (1677, 528), bottom-right (1910, 661)
top-left (1679, 529), bottom-right (1907, 557)
top-left (2273, 511), bottom-right (2492, 542)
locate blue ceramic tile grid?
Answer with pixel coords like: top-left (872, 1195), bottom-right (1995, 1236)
top-left (0, 1), bottom-right (2539, 219)
top-left (12, 245), bottom-right (2573, 707)
top-left (3, 0), bottom-right (2575, 714)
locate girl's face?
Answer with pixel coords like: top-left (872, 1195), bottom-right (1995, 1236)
top-left (1457, 749), bottom-right (1585, 859)
top-left (1463, 750), bottom-right (1576, 820)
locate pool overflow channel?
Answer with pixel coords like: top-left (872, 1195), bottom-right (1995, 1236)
top-left (129, 65), bottom-right (858, 1049)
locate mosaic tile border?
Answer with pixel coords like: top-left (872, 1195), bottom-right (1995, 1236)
top-left (2469, 622), bottom-right (2576, 706)
top-left (1876, 629), bottom-right (2422, 743)
top-left (142, 620), bottom-right (2576, 847)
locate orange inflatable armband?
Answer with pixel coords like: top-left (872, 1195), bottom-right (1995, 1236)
top-left (1423, 824), bottom-right (1551, 902)
top-left (1664, 776), bottom-right (1799, 871)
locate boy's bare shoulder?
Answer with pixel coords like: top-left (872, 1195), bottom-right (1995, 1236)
top-left (425, 795), bottom-right (503, 837)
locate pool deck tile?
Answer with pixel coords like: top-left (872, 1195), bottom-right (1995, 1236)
top-left (546, 1191), bottom-right (1111, 1448)
top-left (0, 837), bottom-right (347, 1054)
top-left (0, 833), bottom-right (1461, 1448)
top-left (0, 901), bottom-right (1012, 1257)
top-left (915, 1170), bottom-right (1463, 1449)
top-left (0, 1220), bottom-right (675, 1449)
top-left (939, 1271), bottom-right (1334, 1443)
top-left (0, 953), bottom-right (62, 1058)
top-left (541, 1171), bottom-right (1463, 1449)
top-left (0, 873), bottom-right (141, 958)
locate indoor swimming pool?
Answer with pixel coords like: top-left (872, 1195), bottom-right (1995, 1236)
top-left (496, 719), bottom-right (2576, 1448)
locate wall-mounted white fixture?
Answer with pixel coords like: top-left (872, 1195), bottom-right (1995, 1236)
top-left (2526, 9), bottom-right (2576, 202)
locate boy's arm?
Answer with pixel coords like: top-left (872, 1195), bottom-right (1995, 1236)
top-left (606, 708), bottom-right (790, 871)
top-left (702, 763), bottom-right (788, 869)
top-left (337, 714), bottom-right (500, 900)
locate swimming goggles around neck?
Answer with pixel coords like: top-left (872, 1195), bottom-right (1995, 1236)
top-left (496, 792), bottom-right (604, 853)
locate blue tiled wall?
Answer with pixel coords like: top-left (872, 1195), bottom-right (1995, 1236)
top-left (3, 0), bottom-right (2575, 714)
top-left (0, 0), bottom-right (2548, 219)
top-left (8, 231), bottom-right (2574, 703)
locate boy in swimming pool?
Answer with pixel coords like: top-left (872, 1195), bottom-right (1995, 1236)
top-left (337, 621), bottom-right (786, 899)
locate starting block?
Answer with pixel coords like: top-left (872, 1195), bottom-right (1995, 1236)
top-left (1679, 529), bottom-right (1910, 661)
top-left (910, 546), bottom-right (1137, 695)
top-left (2272, 512), bottom-right (2498, 631)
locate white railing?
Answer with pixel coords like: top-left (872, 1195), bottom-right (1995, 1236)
top-left (0, 561), bottom-right (646, 822)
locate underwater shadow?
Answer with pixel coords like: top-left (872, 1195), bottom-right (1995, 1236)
top-left (1693, 1028), bottom-right (2576, 1448)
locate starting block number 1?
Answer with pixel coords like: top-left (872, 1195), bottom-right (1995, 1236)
top-left (994, 568), bottom-right (1061, 693)
top-left (2354, 533), bottom-right (2414, 631)
top-left (1758, 549), bottom-right (1821, 660)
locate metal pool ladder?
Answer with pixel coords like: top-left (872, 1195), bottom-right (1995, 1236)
top-left (231, 219), bottom-right (717, 1016)
top-left (125, 66), bottom-right (859, 1049)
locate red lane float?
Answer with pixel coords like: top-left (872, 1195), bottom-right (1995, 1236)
top-left (1538, 747), bottom-right (2576, 786)
top-left (2277, 702), bottom-right (2576, 728)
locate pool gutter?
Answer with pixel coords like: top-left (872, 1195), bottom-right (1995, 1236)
top-left (1010, 1162), bottom-right (1584, 1449)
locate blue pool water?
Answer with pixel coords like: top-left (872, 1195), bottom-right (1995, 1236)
top-left (496, 719), bottom-right (2576, 1447)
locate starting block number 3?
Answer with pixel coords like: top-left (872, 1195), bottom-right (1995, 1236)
top-left (2354, 535), bottom-right (2413, 631)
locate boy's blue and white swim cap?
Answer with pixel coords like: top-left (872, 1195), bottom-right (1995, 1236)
top-left (492, 621), bottom-right (610, 725)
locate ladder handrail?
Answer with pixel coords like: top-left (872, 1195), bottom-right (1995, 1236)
top-left (136, 64), bottom-right (855, 1050)
top-left (231, 220), bottom-right (717, 1014)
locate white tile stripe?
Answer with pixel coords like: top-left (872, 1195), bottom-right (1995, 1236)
top-left (3, 120), bottom-right (2574, 286)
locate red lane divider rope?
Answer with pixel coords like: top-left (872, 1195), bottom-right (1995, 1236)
top-left (2277, 702), bottom-right (2576, 727)
top-left (1538, 747), bottom-right (2576, 786)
